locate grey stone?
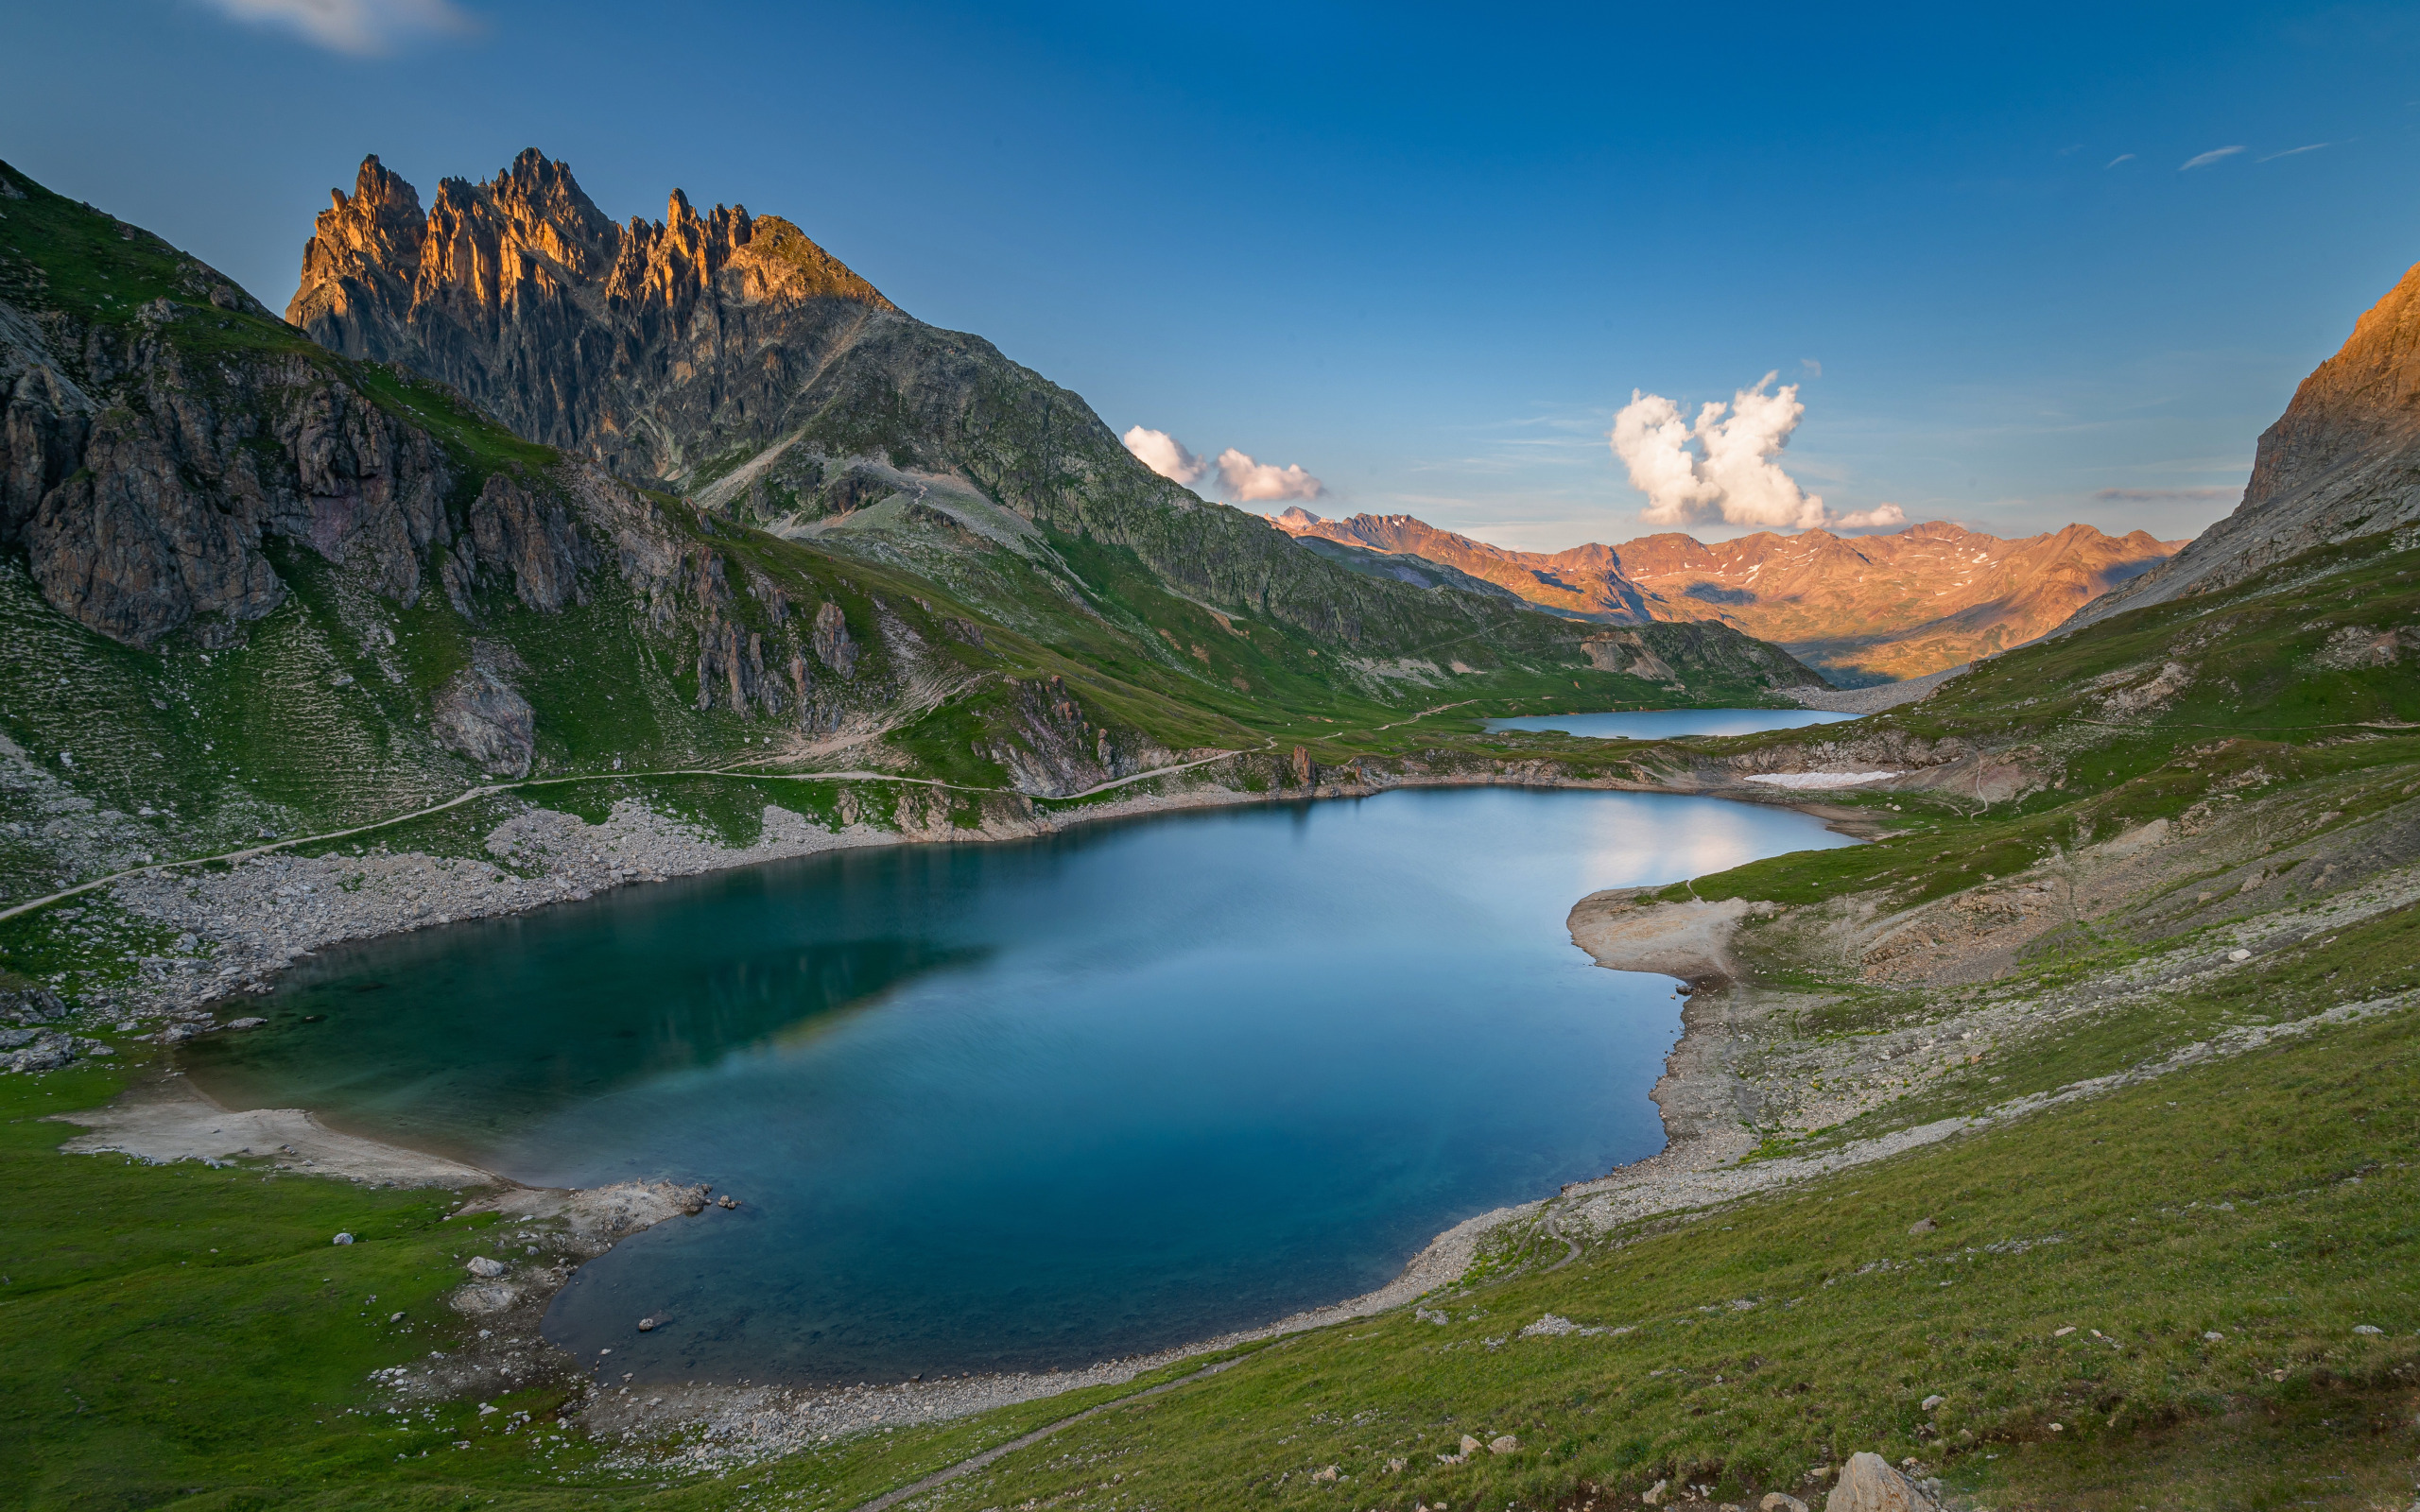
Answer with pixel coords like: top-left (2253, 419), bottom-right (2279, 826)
top-left (465, 1256), bottom-right (507, 1278)
top-left (431, 666), bottom-right (535, 778)
top-left (1824, 1452), bottom-right (1936, 1512)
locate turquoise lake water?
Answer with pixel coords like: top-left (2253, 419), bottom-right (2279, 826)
top-left (183, 787), bottom-right (1852, 1384)
top-left (1483, 708), bottom-right (1860, 740)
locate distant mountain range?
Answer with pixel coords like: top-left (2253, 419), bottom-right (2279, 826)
top-left (1271, 509), bottom-right (2186, 685)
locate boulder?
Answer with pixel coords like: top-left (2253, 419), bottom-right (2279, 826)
top-left (465, 1255), bottom-right (508, 1278)
top-left (1824, 1452), bottom-right (1936, 1512)
top-left (431, 665), bottom-right (535, 778)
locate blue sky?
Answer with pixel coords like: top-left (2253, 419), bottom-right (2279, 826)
top-left (7, 1), bottom-right (2419, 550)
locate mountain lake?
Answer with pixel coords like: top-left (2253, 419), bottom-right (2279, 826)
top-left (182, 783), bottom-right (1854, 1384)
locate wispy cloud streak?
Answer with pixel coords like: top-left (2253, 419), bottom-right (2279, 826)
top-left (196, 0), bottom-right (477, 54)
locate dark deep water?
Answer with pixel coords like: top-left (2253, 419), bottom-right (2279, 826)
top-left (184, 786), bottom-right (1852, 1383)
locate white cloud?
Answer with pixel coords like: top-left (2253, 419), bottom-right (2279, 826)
top-left (2256, 143), bottom-right (2329, 163)
top-left (2105, 153), bottom-right (2136, 169)
top-left (196, 0), bottom-right (475, 54)
top-left (1831, 503), bottom-right (1908, 532)
top-left (1799, 357), bottom-right (1823, 378)
top-left (1215, 448), bottom-right (1326, 503)
top-left (2179, 146), bottom-right (2245, 171)
top-left (1610, 372), bottom-right (1827, 531)
top-left (1122, 426), bottom-right (1210, 486)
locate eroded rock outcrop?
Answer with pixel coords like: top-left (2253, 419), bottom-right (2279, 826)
top-left (2, 293), bottom-right (455, 646)
top-left (287, 150), bottom-right (896, 481)
top-left (988, 675), bottom-right (1176, 798)
top-left (431, 664), bottom-right (536, 778)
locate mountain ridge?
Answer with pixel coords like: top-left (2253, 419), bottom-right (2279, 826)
top-left (1274, 507), bottom-right (2183, 684)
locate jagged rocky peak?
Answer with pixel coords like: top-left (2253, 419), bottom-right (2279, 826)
top-left (286, 150), bottom-right (899, 476)
top-left (293, 149), bottom-right (891, 330)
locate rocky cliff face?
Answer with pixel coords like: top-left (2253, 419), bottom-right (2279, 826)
top-left (287, 151), bottom-right (895, 480)
top-left (1275, 509), bottom-right (2179, 684)
top-left (2069, 254), bottom-right (2420, 629)
top-left (0, 164), bottom-right (469, 647)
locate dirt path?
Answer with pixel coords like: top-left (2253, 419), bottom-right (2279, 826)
top-left (0, 747), bottom-right (1268, 927)
top-left (846, 1356), bottom-right (1250, 1512)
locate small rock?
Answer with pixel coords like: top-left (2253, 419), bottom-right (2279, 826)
top-left (1385, 1456), bottom-right (1406, 1472)
top-left (1761, 1496), bottom-right (1809, 1512)
top-left (2354, 1324), bottom-right (2383, 1335)
top-left (465, 1256), bottom-right (507, 1278)
top-left (1311, 1465), bottom-right (1339, 1483)
top-left (717, 1194), bottom-right (739, 1210)
top-left (1642, 1479), bottom-right (1668, 1505)
top-left (2051, 1325), bottom-right (2076, 1336)
top-left (1822, 1451), bottom-right (1938, 1511)
top-left (1488, 1434), bottom-right (1519, 1454)
top-left (1459, 1435), bottom-right (1481, 1456)
top-left (2203, 1331), bottom-right (2224, 1341)
top-left (388, 1311), bottom-right (404, 1323)
top-left (2227, 949), bottom-right (2251, 962)
top-left (1521, 1313), bottom-right (1578, 1336)
top-left (638, 1317), bottom-right (656, 1332)
top-left (1907, 1218), bottom-right (1936, 1235)
top-left (228, 1017), bottom-right (267, 1030)
top-left (1920, 1393), bottom-right (1945, 1411)
top-left (477, 1402), bottom-right (498, 1416)
top-left (333, 1232), bottom-right (354, 1246)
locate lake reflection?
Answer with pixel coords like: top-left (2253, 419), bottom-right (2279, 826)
top-left (186, 787), bottom-right (1851, 1383)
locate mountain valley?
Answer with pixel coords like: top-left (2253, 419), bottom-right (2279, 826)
top-left (1, 136), bottom-right (2417, 1512)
